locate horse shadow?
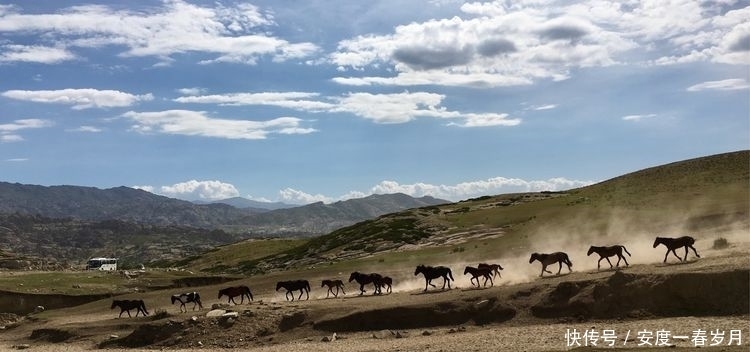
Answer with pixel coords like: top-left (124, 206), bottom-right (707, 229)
top-left (460, 286), bottom-right (493, 292)
top-left (409, 289), bottom-right (453, 296)
top-left (655, 259), bottom-right (700, 267)
top-left (539, 272), bottom-right (572, 280)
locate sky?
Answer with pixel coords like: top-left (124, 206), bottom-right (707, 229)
top-left (0, 0), bottom-right (748, 205)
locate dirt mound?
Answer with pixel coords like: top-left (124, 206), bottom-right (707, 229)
top-left (531, 269), bottom-right (749, 319)
top-left (29, 328), bottom-right (76, 343)
top-left (99, 320), bottom-right (185, 348)
top-left (314, 297), bottom-right (516, 332)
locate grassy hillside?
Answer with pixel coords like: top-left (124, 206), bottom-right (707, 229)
top-left (177, 150), bottom-right (748, 275)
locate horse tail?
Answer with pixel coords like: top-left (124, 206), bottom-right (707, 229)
top-left (447, 268), bottom-right (454, 281)
top-left (621, 245), bottom-right (632, 257)
top-left (195, 293), bottom-right (203, 308)
top-left (564, 253), bottom-right (573, 267)
top-left (170, 296), bottom-right (177, 305)
top-left (305, 280), bottom-right (311, 292)
top-left (246, 287), bottom-right (254, 301)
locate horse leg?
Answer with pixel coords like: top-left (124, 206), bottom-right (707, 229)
top-left (359, 284), bottom-right (365, 295)
top-left (540, 264), bottom-right (546, 277)
top-left (605, 257), bottom-right (613, 269)
top-left (340, 285), bottom-right (346, 295)
top-left (615, 255), bottom-right (622, 267)
top-left (689, 245), bottom-right (700, 258)
top-left (126, 309), bottom-right (132, 318)
top-left (557, 261), bottom-right (563, 275)
top-left (683, 247), bottom-right (689, 261)
top-left (488, 275), bottom-right (494, 287)
top-left (597, 257), bottom-right (603, 270)
top-left (621, 254), bottom-right (629, 267)
top-left (671, 249), bottom-right (681, 261)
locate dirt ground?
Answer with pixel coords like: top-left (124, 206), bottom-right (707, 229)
top-left (1, 240), bottom-right (748, 352)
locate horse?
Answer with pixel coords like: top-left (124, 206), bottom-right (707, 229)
top-left (587, 245), bottom-right (631, 270)
top-left (321, 279), bottom-right (346, 298)
top-left (111, 299), bottom-right (149, 318)
top-left (381, 276), bottom-right (393, 294)
top-left (218, 285), bottom-right (253, 305)
top-left (529, 252), bottom-right (573, 277)
top-left (477, 263), bottom-right (504, 278)
top-left (170, 292), bottom-right (203, 312)
top-left (414, 265), bottom-right (454, 292)
top-left (653, 236), bottom-right (700, 263)
top-left (464, 266), bottom-right (493, 287)
top-left (276, 280), bottom-right (311, 301)
top-left (348, 271), bottom-right (383, 295)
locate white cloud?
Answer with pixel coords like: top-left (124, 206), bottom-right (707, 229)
top-left (0, 44), bottom-right (75, 64)
top-left (0, 134), bottom-right (23, 143)
top-left (122, 110), bottom-right (316, 140)
top-left (687, 78), bottom-right (750, 92)
top-left (279, 188), bottom-right (333, 204)
top-left (5, 158), bottom-right (28, 162)
top-left (1, 89), bottom-right (153, 110)
top-left (332, 91), bottom-right (520, 126)
top-left (282, 176), bottom-right (594, 204)
top-left (176, 87), bottom-right (206, 96)
top-left (0, 119), bottom-right (53, 142)
top-left (174, 92), bottom-right (335, 111)
top-left (532, 104), bottom-right (557, 110)
top-left (329, 1), bottom-right (748, 87)
top-left (131, 185), bottom-right (154, 193)
top-left (0, 1), bottom-right (318, 65)
top-left (67, 126), bottom-right (102, 133)
top-left (622, 113), bottom-right (657, 121)
top-left (159, 180), bottom-right (240, 200)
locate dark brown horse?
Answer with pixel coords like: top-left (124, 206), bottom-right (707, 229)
top-left (414, 265), bottom-right (454, 292)
top-left (587, 245), bottom-right (631, 270)
top-left (381, 276), bottom-right (393, 294)
top-left (477, 263), bottom-right (504, 278)
top-left (348, 271), bottom-right (383, 295)
top-left (321, 279), bottom-right (346, 298)
top-left (111, 299), bottom-right (149, 318)
top-left (170, 291), bottom-right (203, 312)
top-left (464, 266), bottom-right (493, 287)
top-left (276, 280), bottom-right (311, 301)
top-left (529, 252), bottom-right (572, 277)
top-left (218, 285), bottom-right (253, 305)
top-left (653, 236), bottom-right (700, 263)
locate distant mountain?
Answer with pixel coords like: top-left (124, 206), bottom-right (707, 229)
top-left (198, 197), bottom-right (297, 211)
top-left (0, 182), bottom-right (255, 228)
top-left (0, 182), bottom-right (449, 236)
top-left (237, 193), bottom-right (449, 235)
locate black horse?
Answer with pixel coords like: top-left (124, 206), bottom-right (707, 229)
top-left (464, 265), bottom-right (493, 287)
top-left (276, 280), bottom-right (311, 301)
top-left (348, 271), bottom-right (383, 295)
top-left (529, 252), bottom-right (573, 277)
top-left (414, 265), bottom-right (454, 292)
top-left (218, 285), bottom-right (253, 305)
top-left (653, 236), bottom-right (700, 263)
top-left (587, 245), bottom-right (631, 270)
top-left (111, 299), bottom-right (149, 318)
top-left (170, 291), bottom-right (203, 312)
top-left (321, 279), bottom-right (346, 298)
top-left (477, 263), bottom-right (504, 278)
top-left (381, 276), bottom-right (393, 294)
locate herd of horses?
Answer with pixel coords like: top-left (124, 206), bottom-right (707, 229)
top-left (110, 235), bottom-right (700, 317)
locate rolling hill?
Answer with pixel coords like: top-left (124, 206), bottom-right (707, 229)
top-left (182, 150), bottom-right (749, 274)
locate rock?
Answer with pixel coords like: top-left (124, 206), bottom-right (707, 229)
top-left (197, 341), bottom-right (203, 346)
top-left (221, 312), bottom-right (239, 318)
top-left (422, 330), bottom-right (432, 336)
top-left (395, 331), bottom-right (408, 338)
top-left (189, 316), bottom-right (198, 323)
top-left (32, 306), bottom-right (45, 314)
top-left (72, 284), bottom-right (81, 289)
top-left (242, 310), bottom-right (255, 317)
top-left (109, 334), bottom-right (119, 339)
top-left (211, 303), bottom-right (230, 310)
top-left (205, 309), bottom-right (226, 317)
top-left (12, 344), bottom-right (29, 349)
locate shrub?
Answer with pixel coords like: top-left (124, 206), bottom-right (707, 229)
top-left (712, 237), bottom-right (729, 250)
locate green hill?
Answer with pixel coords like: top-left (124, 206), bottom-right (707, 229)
top-left (181, 150), bottom-right (748, 274)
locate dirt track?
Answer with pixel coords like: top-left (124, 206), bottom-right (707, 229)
top-left (1, 241), bottom-right (748, 351)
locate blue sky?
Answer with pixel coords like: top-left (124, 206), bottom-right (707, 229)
top-left (0, 0), bottom-right (748, 204)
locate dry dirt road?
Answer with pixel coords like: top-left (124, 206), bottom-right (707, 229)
top-left (1, 242), bottom-right (748, 351)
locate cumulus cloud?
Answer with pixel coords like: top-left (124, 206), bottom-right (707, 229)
top-left (0, 1), bottom-right (318, 65)
top-left (122, 110), bottom-right (316, 139)
top-left (282, 176), bottom-right (594, 204)
top-left (67, 126), bottom-right (102, 133)
top-left (329, 0), bottom-right (748, 87)
top-left (687, 78), bottom-right (750, 92)
top-left (332, 91), bottom-right (520, 126)
top-left (176, 87), bottom-right (206, 96)
top-left (1, 89), bottom-right (153, 109)
top-left (158, 180), bottom-right (240, 200)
